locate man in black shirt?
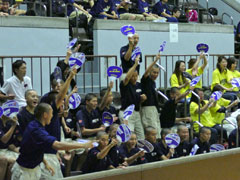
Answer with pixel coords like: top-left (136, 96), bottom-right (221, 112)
top-left (141, 53), bottom-right (161, 138)
top-left (174, 125), bottom-right (190, 158)
top-left (119, 56), bottom-right (146, 140)
top-left (120, 33), bottom-right (142, 74)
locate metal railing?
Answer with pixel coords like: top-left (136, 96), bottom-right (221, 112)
top-left (222, 12), bottom-right (234, 25)
top-left (0, 55), bottom-right (118, 96)
top-left (145, 54), bottom-right (240, 89)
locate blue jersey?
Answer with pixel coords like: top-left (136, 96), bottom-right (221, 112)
top-left (17, 107), bottom-right (35, 135)
top-left (16, 120), bottom-right (56, 168)
top-left (152, 1), bottom-right (170, 16)
top-left (138, 0), bottom-right (149, 14)
top-left (90, 0), bottom-right (115, 17)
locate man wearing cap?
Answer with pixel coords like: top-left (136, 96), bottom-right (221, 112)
top-left (120, 33), bottom-right (142, 74)
top-left (0, 60), bottom-right (32, 108)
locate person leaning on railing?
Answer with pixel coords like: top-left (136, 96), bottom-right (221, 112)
top-left (211, 56), bottom-right (238, 102)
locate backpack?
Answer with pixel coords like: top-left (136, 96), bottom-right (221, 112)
top-left (187, 9), bottom-right (198, 22)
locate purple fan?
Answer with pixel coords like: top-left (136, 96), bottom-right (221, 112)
top-left (190, 144), bottom-right (199, 156)
top-left (53, 66), bottom-right (62, 81)
top-left (2, 100), bottom-right (19, 118)
top-left (165, 133), bottom-right (180, 149)
top-left (116, 124), bottom-right (131, 143)
top-left (69, 93), bottom-right (81, 109)
top-left (196, 43), bottom-right (209, 53)
top-left (231, 78), bottom-right (240, 88)
top-left (159, 41), bottom-right (166, 52)
top-left (190, 76), bottom-right (201, 87)
top-left (137, 140), bottom-right (154, 153)
top-left (210, 144), bottom-right (225, 152)
top-left (69, 52), bottom-right (85, 69)
top-left (123, 104), bottom-right (135, 120)
top-left (102, 112), bottom-right (113, 127)
top-left (131, 47), bottom-right (141, 61)
top-left (107, 66), bottom-right (123, 79)
top-left (120, 25), bottom-right (135, 36)
top-left (210, 91), bottom-right (222, 101)
top-left (67, 38), bottom-right (77, 49)
top-left (0, 107), bottom-right (3, 117)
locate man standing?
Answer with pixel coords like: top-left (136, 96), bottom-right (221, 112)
top-left (0, 60), bottom-right (32, 108)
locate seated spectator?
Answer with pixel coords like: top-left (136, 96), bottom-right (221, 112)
top-left (76, 93), bottom-right (105, 139)
top-left (228, 114), bottom-right (240, 149)
top-left (170, 60), bottom-right (190, 96)
top-left (174, 125), bottom-right (190, 158)
top-left (119, 56), bottom-right (146, 140)
top-left (226, 57), bottom-right (240, 92)
top-left (186, 53), bottom-right (208, 89)
top-left (0, 60), bottom-right (32, 108)
top-left (99, 81), bottom-right (120, 124)
top-left (120, 33), bottom-right (142, 74)
top-left (137, 0), bottom-right (166, 21)
top-left (119, 133), bottom-right (146, 166)
top-left (114, 0), bottom-right (144, 20)
top-left (211, 56), bottom-right (237, 102)
top-left (236, 21), bottom-right (240, 42)
top-left (190, 88), bottom-right (219, 144)
top-left (1, 0), bottom-right (25, 15)
top-left (160, 87), bottom-right (192, 129)
top-left (0, 0), bottom-right (8, 16)
top-left (189, 127), bottom-right (211, 155)
top-left (209, 85), bottom-right (237, 138)
top-left (152, 0), bottom-right (178, 22)
top-left (81, 131), bottom-right (117, 174)
top-left (158, 128), bottom-right (174, 160)
top-left (90, 0), bottom-right (118, 19)
top-left (11, 103), bottom-right (93, 180)
top-left (144, 126), bottom-right (162, 162)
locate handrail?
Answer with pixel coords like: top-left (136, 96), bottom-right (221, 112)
top-left (201, 11), bottom-right (214, 24)
top-left (222, 12), bottom-right (234, 25)
top-left (33, 1), bottom-right (47, 16)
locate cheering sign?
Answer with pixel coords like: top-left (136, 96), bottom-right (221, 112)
top-left (123, 104), bottom-right (135, 120)
top-left (2, 100), bottom-right (19, 118)
top-left (137, 140), bottom-right (154, 153)
top-left (210, 91), bottom-right (222, 101)
top-left (66, 38), bottom-right (78, 49)
top-left (156, 63), bottom-right (166, 72)
top-left (210, 144), bottom-right (225, 152)
top-left (0, 107), bottom-right (3, 118)
top-left (53, 66), bottom-right (62, 81)
top-left (131, 47), bottom-right (141, 61)
top-left (120, 25), bottom-right (135, 36)
top-left (190, 76), bottom-right (201, 87)
top-left (159, 41), bottom-right (166, 52)
top-left (116, 124), bottom-right (131, 143)
top-left (102, 112), bottom-right (113, 127)
top-left (107, 66), bottom-right (123, 78)
top-left (231, 78), bottom-right (240, 88)
top-left (69, 93), bottom-right (81, 109)
top-left (69, 52), bottom-right (85, 69)
top-left (196, 43), bottom-right (209, 53)
top-left (190, 144), bottom-right (199, 156)
top-left (165, 133), bottom-right (180, 149)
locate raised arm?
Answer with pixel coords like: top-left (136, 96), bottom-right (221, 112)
top-left (0, 116), bottom-right (17, 144)
top-left (125, 150), bottom-right (144, 165)
top-left (52, 140), bottom-right (93, 151)
top-left (96, 139), bottom-right (117, 159)
top-left (99, 81), bottom-right (113, 111)
top-left (123, 56), bottom-right (140, 86)
top-left (143, 53), bottom-right (161, 78)
top-left (124, 37), bottom-right (134, 61)
top-left (194, 99), bottom-right (214, 114)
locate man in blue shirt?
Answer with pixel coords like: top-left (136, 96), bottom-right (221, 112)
top-left (90, 0), bottom-right (118, 19)
top-left (11, 102), bottom-right (93, 180)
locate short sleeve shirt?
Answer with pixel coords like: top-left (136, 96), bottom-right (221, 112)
top-left (90, 0), bottom-right (115, 16)
top-left (144, 142), bottom-right (162, 162)
top-left (211, 69), bottom-right (232, 90)
top-left (17, 107), bottom-right (35, 135)
top-left (138, 0), bottom-right (149, 14)
top-left (160, 99), bottom-right (176, 128)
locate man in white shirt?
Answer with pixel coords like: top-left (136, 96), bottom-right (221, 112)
top-left (0, 60), bottom-right (32, 108)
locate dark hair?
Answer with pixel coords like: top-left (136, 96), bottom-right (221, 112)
top-left (40, 90), bottom-right (58, 105)
top-left (144, 126), bottom-right (156, 136)
top-left (190, 88), bottom-right (205, 106)
top-left (51, 79), bottom-right (64, 90)
top-left (188, 58), bottom-right (197, 69)
top-left (34, 103), bottom-right (51, 121)
top-left (172, 7), bottom-right (180, 14)
top-left (85, 93), bottom-right (97, 102)
top-left (100, 88), bottom-right (108, 98)
top-left (227, 57), bottom-right (237, 70)
top-left (212, 84), bottom-right (224, 93)
top-left (160, 128), bottom-right (171, 139)
top-left (216, 56), bottom-right (227, 73)
top-left (12, 60), bottom-right (26, 75)
top-left (25, 89), bottom-right (37, 98)
top-left (173, 60), bottom-right (186, 85)
top-left (170, 87), bottom-right (179, 94)
top-left (199, 127), bottom-right (210, 134)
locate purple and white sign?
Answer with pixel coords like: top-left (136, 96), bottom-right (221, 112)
top-left (2, 100), bottom-right (19, 118)
top-left (53, 66), bottom-right (62, 81)
top-left (107, 66), bottom-right (123, 79)
top-left (66, 38), bottom-right (78, 49)
top-left (120, 25), bottom-right (135, 36)
top-left (190, 144), bottom-right (199, 156)
top-left (210, 144), bottom-right (225, 152)
top-left (159, 41), bottom-right (166, 52)
top-left (123, 104), bottom-right (135, 120)
top-left (231, 78), bottom-right (240, 88)
top-left (0, 107), bottom-right (3, 117)
top-left (165, 133), bottom-right (180, 149)
top-left (102, 111), bottom-right (113, 127)
top-left (131, 47), bottom-right (141, 61)
top-left (196, 43), bottom-right (209, 53)
top-left (210, 91), bottom-right (222, 101)
top-left (157, 91), bottom-right (169, 101)
top-left (190, 76), bottom-right (201, 87)
top-left (137, 139), bottom-right (154, 153)
top-left (116, 124), bottom-right (131, 143)
top-left (69, 52), bottom-right (85, 69)
top-left (156, 63), bottom-right (166, 72)
top-left (69, 93), bottom-right (81, 109)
